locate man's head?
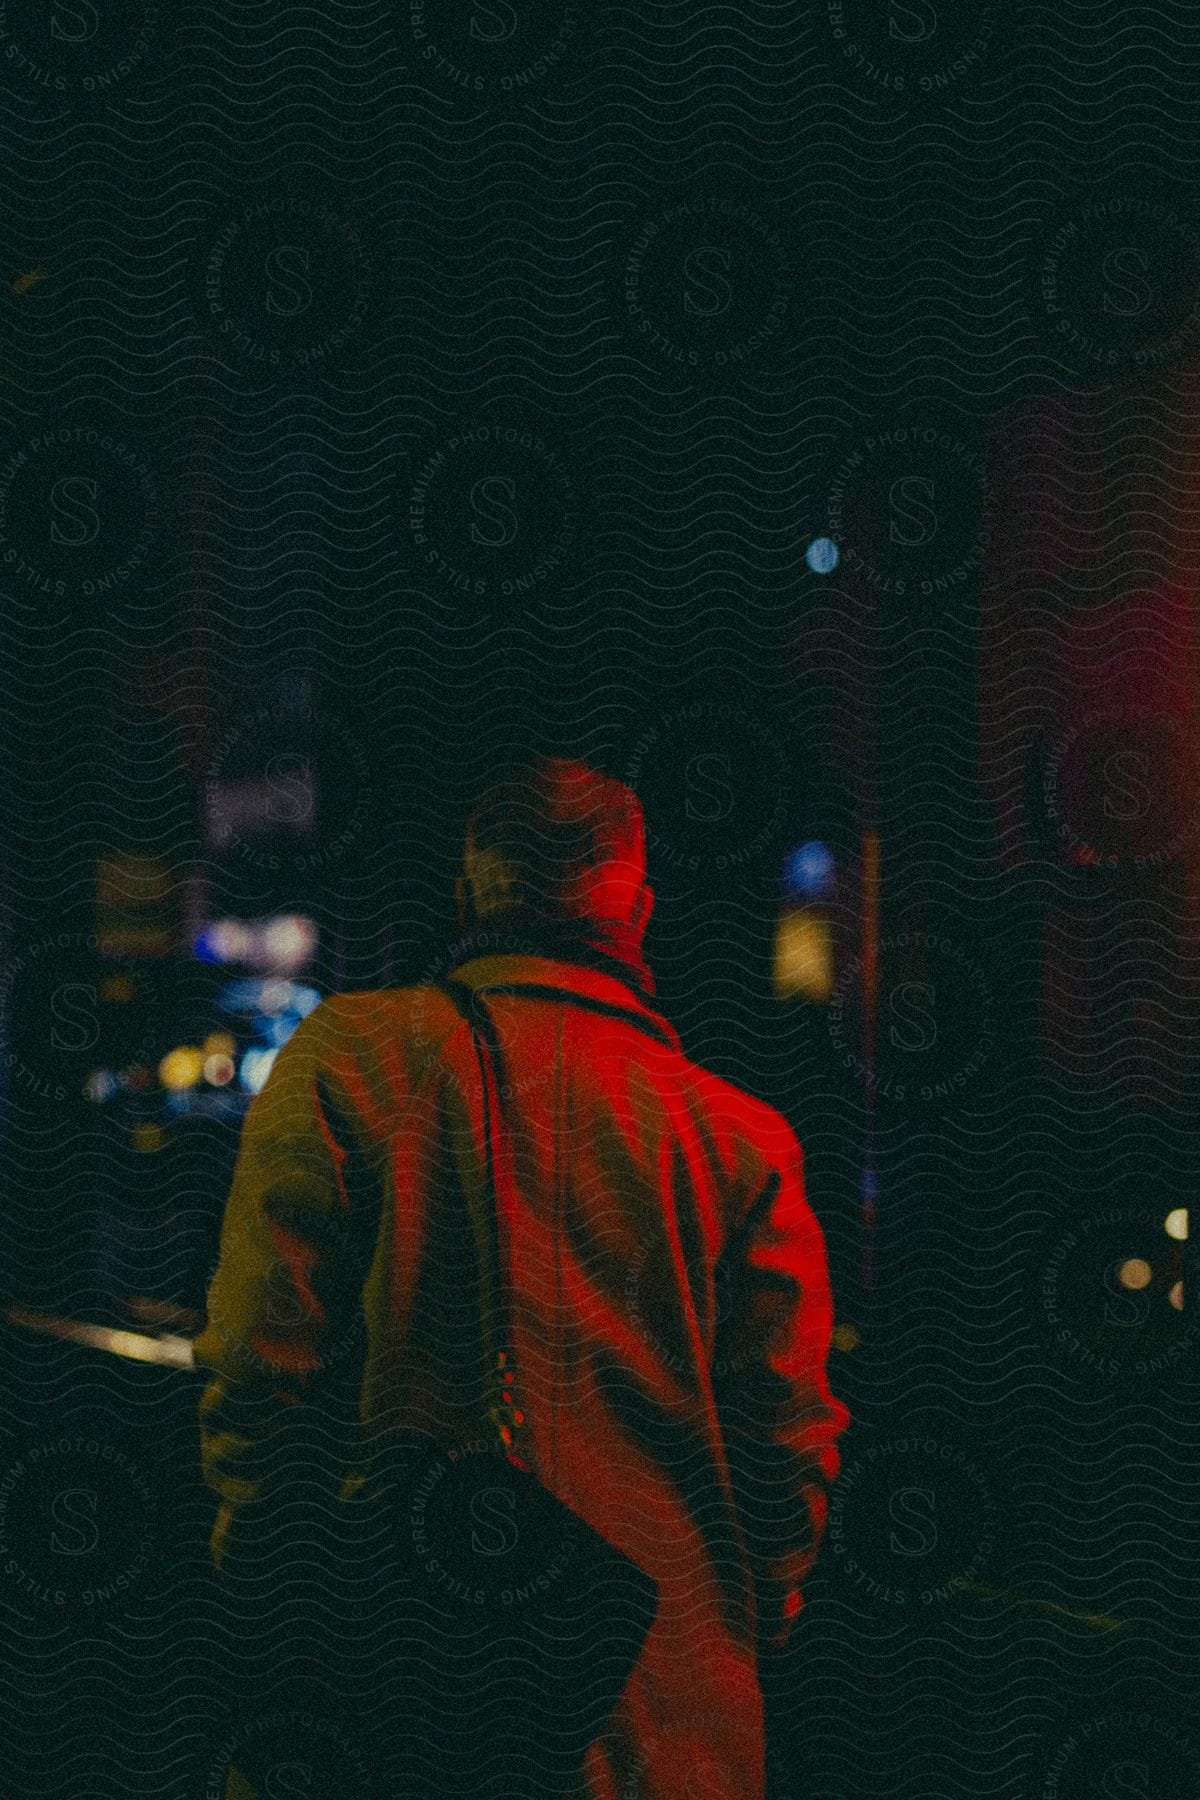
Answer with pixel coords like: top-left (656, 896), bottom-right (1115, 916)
top-left (455, 757), bottom-right (654, 941)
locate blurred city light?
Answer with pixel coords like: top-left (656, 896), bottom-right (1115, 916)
top-left (84, 1069), bottom-right (120, 1104)
top-left (1164, 1208), bottom-right (1188, 1240)
top-left (253, 1013), bottom-right (301, 1048)
top-left (159, 1046), bottom-right (204, 1091)
top-left (262, 914), bottom-right (318, 971)
top-left (1169, 1281), bottom-right (1185, 1311)
top-left (194, 920), bottom-right (253, 965)
top-left (773, 910), bottom-right (834, 1002)
top-left (202, 1052), bottom-right (236, 1086)
top-left (806, 536), bottom-right (839, 574)
top-left (216, 977), bottom-right (321, 1019)
top-left (783, 840), bottom-right (836, 901)
top-left (215, 979), bottom-right (260, 1014)
top-left (239, 1046), bottom-right (278, 1094)
top-left (194, 915), bottom-right (318, 973)
top-left (4, 1306), bottom-right (195, 1369)
top-left (1116, 1257), bottom-right (1152, 1290)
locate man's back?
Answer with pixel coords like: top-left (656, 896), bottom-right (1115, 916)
top-left (196, 950), bottom-right (849, 1800)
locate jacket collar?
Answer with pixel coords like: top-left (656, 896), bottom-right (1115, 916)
top-left (446, 903), bottom-right (656, 997)
top-left (444, 952), bottom-right (684, 1055)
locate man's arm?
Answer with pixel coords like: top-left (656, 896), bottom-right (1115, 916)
top-left (192, 1001), bottom-right (370, 1571)
top-left (713, 1126), bottom-right (850, 1652)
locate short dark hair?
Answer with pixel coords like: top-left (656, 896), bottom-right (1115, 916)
top-left (465, 757), bottom-right (645, 916)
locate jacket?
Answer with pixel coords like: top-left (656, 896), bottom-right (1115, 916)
top-left (194, 950), bottom-right (850, 1800)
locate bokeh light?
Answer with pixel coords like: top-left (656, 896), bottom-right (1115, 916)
top-left (773, 910), bottom-right (834, 1002)
top-left (159, 1047), bottom-right (204, 1091)
top-left (783, 840), bottom-right (835, 901)
top-left (202, 1053), bottom-right (235, 1087)
top-left (84, 1069), bottom-right (120, 1104)
top-left (239, 1047), bottom-right (278, 1094)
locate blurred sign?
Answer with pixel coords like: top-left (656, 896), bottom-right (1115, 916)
top-left (95, 853), bottom-right (175, 955)
top-left (773, 907), bottom-right (834, 1002)
top-left (205, 760), bottom-right (317, 851)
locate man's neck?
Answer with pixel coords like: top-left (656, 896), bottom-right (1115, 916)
top-left (451, 904), bottom-right (656, 997)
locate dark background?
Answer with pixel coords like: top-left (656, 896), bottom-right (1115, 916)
top-left (1, 2), bottom-right (1199, 1795)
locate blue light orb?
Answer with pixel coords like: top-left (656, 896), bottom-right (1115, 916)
top-left (251, 1012), bottom-right (301, 1049)
top-left (783, 840), bottom-right (836, 900)
top-left (84, 1069), bottom-right (120, 1104)
top-left (806, 537), bottom-right (839, 574)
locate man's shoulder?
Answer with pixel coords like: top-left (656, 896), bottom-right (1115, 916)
top-left (297, 985), bottom-right (461, 1069)
top-left (669, 1051), bottom-right (803, 1185)
top-left (308, 988), bottom-right (802, 1168)
top-left (317, 984), bottom-right (443, 1022)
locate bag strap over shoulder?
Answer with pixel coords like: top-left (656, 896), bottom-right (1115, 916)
top-left (436, 979), bottom-right (528, 1466)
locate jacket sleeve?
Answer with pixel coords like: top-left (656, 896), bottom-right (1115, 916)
top-left (192, 1001), bottom-right (370, 1571)
top-left (713, 1125), bottom-right (850, 1652)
